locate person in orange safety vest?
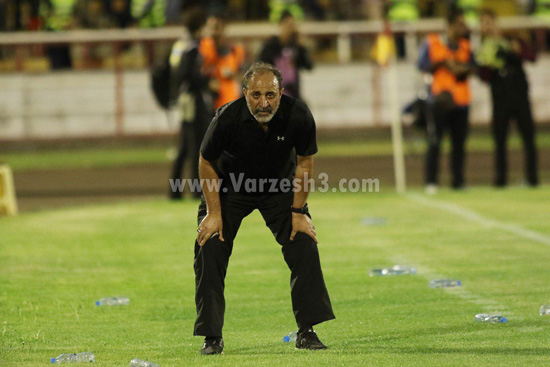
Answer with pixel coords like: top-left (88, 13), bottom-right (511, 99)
top-left (199, 15), bottom-right (246, 110)
top-left (417, 8), bottom-right (475, 192)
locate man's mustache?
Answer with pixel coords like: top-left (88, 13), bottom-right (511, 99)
top-left (255, 107), bottom-right (272, 114)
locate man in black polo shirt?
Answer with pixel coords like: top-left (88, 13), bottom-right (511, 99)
top-left (193, 62), bottom-right (335, 355)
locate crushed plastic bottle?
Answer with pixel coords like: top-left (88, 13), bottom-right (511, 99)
top-left (95, 297), bottom-right (130, 306)
top-left (283, 331), bottom-right (297, 343)
top-left (475, 313), bottom-right (507, 323)
top-left (539, 305), bottom-right (550, 315)
top-left (129, 359), bottom-right (159, 367)
top-left (429, 279), bottom-right (462, 288)
top-left (369, 265), bottom-right (417, 277)
top-left (51, 352), bottom-right (95, 363)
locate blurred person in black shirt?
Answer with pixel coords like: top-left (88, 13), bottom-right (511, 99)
top-left (40, 0), bottom-right (77, 69)
top-left (477, 9), bottom-right (539, 187)
top-left (258, 10), bottom-right (313, 100)
top-left (74, 0), bottom-right (112, 28)
top-left (107, 0), bottom-right (133, 28)
top-left (169, 7), bottom-right (213, 199)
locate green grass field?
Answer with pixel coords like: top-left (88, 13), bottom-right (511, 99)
top-left (2, 187), bottom-right (550, 366)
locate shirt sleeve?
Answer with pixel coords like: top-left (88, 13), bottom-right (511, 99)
top-left (469, 50), bottom-right (477, 68)
top-left (296, 44), bottom-right (314, 70)
top-left (200, 113), bottom-right (226, 161)
top-left (417, 41), bottom-right (432, 72)
top-left (295, 103), bottom-right (318, 157)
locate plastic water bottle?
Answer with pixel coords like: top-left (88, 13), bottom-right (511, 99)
top-left (361, 217), bottom-right (387, 226)
top-left (283, 331), bottom-right (297, 343)
top-left (429, 279), bottom-right (461, 288)
top-left (391, 265), bottom-right (416, 275)
top-left (539, 305), bottom-right (550, 315)
top-left (475, 313), bottom-right (507, 323)
top-left (369, 265), bottom-right (416, 277)
top-left (51, 352), bottom-right (94, 363)
top-left (95, 297), bottom-right (130, 306)
top-left (129, 359), bottom-right (159, 367)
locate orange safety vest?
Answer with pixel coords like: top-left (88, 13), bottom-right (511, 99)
top-left (200, 38), bottom-right (246, 110)
top-left (427, 34), bottom-right (471, 106)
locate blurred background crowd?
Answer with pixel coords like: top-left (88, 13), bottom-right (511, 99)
top-left (1, 0), bottom-right (549, 71)
top-left (1, 0), bottom-right (549, 31)
top-left (1, 0), bottom-right (549, 210)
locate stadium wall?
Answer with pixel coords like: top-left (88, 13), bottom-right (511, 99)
top-left (1, 57), bottom-right (550, 140)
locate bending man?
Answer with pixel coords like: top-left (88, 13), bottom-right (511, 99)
top-left (193, 61), bottom-right (335, 355)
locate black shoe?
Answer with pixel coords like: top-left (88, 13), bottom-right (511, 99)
top-left (201, 337), bottom-right (224, 355)
top-left (295, 329), bottom-right (327, 350)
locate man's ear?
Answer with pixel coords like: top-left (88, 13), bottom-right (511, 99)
top-left (243, 88), bottom-right (247, 96)
top-left (280, 88), bottom-right (284, 97)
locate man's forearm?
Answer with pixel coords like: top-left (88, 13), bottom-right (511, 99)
top-left (293, 156), bottom-right (314, 209)
top-left (198, 154), bottom-right (222, 214)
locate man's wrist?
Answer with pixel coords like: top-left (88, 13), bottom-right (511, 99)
top-left (207, 209), bottom-right (222, 216)
top-left (291, 204), bottom-right (308, 215)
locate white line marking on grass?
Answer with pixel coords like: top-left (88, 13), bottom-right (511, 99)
top-left (407, 194), bottom-right (550, 246)
top-left (390, 255), bottom-right (513, 315)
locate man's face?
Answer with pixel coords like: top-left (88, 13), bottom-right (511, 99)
top-left (243, 72), bottom-right (283, 124)
top-left (279, 16), bottom-right (298, 43)
top-left (449, 15), bottom-right (468, 40)
top-left (207, 16), bottom-right (225, 43)
top-left (480, 14), bottom-right (496, 37)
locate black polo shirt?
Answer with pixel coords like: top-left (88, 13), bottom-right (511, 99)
top-left (200, 95), bottom-right (317, 194)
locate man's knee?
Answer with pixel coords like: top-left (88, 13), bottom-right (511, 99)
top-left (282, 233), bottom-right (320, 261)
top-left (195, 238), bottom-right (231, 264)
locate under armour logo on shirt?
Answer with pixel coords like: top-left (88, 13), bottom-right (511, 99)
top-left (277, 136), bottom-right (285, 141)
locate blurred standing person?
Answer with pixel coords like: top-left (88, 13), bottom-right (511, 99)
top-left (417, 9), bottom-right (474, 192)
top-left (477, 9), bottom-right (538, 187)
top-left (0, 0), bottom-right (7, 34)
top-left (169, 7), bottom-right (212, 200)
top-left (199, 15), bottom-right (246, 110)
top-left (268, 0), bottom-right (304, 23)
top-left (531, 0), bottom-right (550, 50)
top-left (74, 0), bottom-right (112, 29)
top-left (131, 0), bottom-right (166, 28)
top-left (258, 10), bottom-right (313, 100)
top-left (386, 0), bottom-right (419, 59)
top-left (455, 0), bottom-right (481, 26)
top-left (19, 0), bottom-right (42, 30)
top-left (387, 0), bottom-right (419, 21)
top-left (108, 0), bottom-right (133, 28)
top-left (39, 0), bottom-right (77, 69)
top-left (165, 0), bottom-right (183, 24)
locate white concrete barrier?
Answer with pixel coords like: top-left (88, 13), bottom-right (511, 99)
top-left (1, 57), bottom-right (549, 140)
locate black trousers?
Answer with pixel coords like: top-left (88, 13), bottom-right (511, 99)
top-left (425, 104), bottom-right (469, 188)
top-left (193, 190), bottom-right (335, 337)
top-left (170, 122), bottom-right (202, 199)
top-left (492, 96), bottom-right (538, 186)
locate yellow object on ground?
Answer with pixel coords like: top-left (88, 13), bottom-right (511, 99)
top-left (0, 165), bottom-right (18, 216)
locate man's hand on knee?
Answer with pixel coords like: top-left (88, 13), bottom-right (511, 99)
top-left (197, 213), bottom-right (224, 246)
top-left (290, 213), bottom-right (318, 243)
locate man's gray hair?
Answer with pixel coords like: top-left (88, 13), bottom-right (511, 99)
top-left (242, 62), bottom-right (283, 90)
